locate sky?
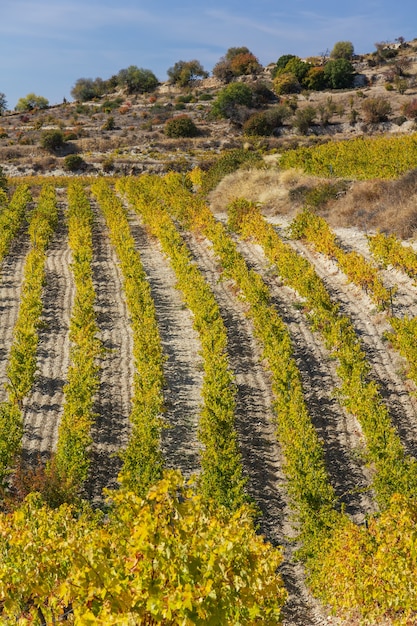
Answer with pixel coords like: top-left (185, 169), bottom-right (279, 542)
top-left (1, 0), bottom-right (416, 110)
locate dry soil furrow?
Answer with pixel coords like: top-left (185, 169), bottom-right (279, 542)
top-left (84, 201), bottom-right (135, 500)
top-left (181, 230), bottom-right (343, 626)
top-left (21, 202), bottom-right (74, 461)
top-left (283, 231), bottom-right (417, 459)
top-left (127, 211), bottom-right (203, 478)
top-left (333, 227), bottom-right (417, 319)
top-left (231, 235), bottom-right (377, 523)
top-left (0, 230), bottom-right (30, 402)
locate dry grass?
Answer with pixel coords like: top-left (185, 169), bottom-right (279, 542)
top-left (325, 170), bottom-right (417, 239)
top-left (208, 166), bottom-right (326, 216)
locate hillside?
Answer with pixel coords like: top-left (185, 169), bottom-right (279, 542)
top-left (1, 40), bottom-right (417, 181)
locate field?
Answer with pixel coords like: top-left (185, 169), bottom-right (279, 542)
top-left (1, 172), bottom-right (417, 624)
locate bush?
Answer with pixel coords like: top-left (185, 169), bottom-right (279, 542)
top-left (164, 115), bottom-right (199, 138)
top-left (101, 115), bottom-right (115, 130)
top-left (292, 106), bottom-right (316, 134)
top-left (361, 97), bottom-right (392, 123)
top-left (40, 130), bottom-right (65, 153)
top-left (401, 98), bottom-right (417, 120)
top-left (243, 105), bottom-right (290, 136)
top-left (63, 154), bottom-right (85, 172)
top-left (211, 83), bottom-right (253, 119)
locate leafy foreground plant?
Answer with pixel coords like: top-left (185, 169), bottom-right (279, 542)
top-left (0, 471), bottom-right (286, 625)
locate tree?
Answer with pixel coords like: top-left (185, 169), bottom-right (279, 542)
top-left (283, 57), bottom-right (310, 83)
top-left (117, 66), bottom-right (158, 94)
top-left (70, 77), bottom-right (110, 102)
top-left (272, 54), bottom-right (297, 78)
top-left (213, 47), bottom-right (262, 82)
top-left (0, 92), bottom-right (7, 115)
top-left (229, 52), bottom-right (262, 76)
top-left (330, 41), bottom-right (354, 60)
top-left (211, 83), bottom-right (253, 119)
top-left (273, 72), bottom-right (300, 95)
top-left (15, 93), bottom-right (49, 112)
top-left (304, 66), bottom-right (327, 91)
top-left (323, 59), bottom-right (355, 89)
top-left (167, 60), bottom-right (208, 87)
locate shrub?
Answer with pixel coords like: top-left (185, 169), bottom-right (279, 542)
top-left (361, 97), bottom-right (392, 123)
top-left (164, 115), bottom-right (199, 138)
top-left (211, 83), bottom-right (253, 119)
top-left (292, 106), bottom-right (316, 134)
top-left (63, 154), bottom-right (85, 172)
top-left (243, 105), bottom-right (290, 136)
top-left (40, 130), bottom-right (65, 153)
top-left (101, 115), bottom-right (115, 130)
top-left (401, 98), bottom-right (417, 120)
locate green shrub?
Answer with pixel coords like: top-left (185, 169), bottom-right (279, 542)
top-left (243, 105), bottom-right (290, 136)
top-left (40, 130), bottom-right (65, 153)
top-left (164, 115), bottom-right (198, 138)
top-left (63, 154), bottom-right (85, 172)
top-left (211, 83), bottom-right (253, 119)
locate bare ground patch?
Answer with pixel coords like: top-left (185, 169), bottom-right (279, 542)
top-left (0, 228), bottom-right (30, 403)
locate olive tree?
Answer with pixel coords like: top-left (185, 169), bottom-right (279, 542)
top-left (167, 60), bottom-right (208, 87)
top-left (330, 41), bottom-right (354, 60)
top-left (15, 93), bottom-right (49, 112)
top-left (117, 66), bottom-right (159, 94)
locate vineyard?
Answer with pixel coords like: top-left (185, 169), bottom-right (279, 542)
top-left (1, 172), bottom-right (417, 624)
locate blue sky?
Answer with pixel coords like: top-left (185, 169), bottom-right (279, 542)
top-left (1, 0), bottom-right (416, 109)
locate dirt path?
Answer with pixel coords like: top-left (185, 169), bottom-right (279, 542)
top-left (269, 218), bottom-right (417, 460)
top-left (182, 228), bottom-right (344, 626)
top-left (83, 201), bottom-right (135, 500)
top-left (0, 227), bottom-right (30, 403)
top-left (127, 211), bottom-right (203, 478)
top-left (21, 201), bottom-right (74, 461)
